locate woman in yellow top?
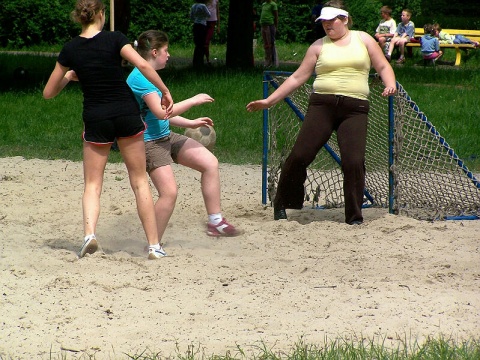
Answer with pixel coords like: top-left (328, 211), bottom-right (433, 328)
top-left (247, 0), bottom-right (396, 225)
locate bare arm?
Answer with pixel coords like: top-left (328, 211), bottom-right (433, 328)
top-left (246, 41), bottom-right (320, 111)
top-left (143, 93), bottom-right (214, 120)
top-left (360, 32), bottom-right (396, 96)
top-left (43, 63), bottom-right (76, 99)
top-left (169, 116), bottom-right (214, 128)
top-left (121, 44), bottom-right (174, 117)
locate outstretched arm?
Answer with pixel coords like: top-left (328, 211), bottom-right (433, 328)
top-left (246, 41), bottom-right (320, 111)
top-left (144, 93), bottom-right (214, 121)
top-left (169, 116), bottom-right (214, 128)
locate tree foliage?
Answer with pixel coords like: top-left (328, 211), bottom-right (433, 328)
top-left (0, 0), bottom-right (479, 49)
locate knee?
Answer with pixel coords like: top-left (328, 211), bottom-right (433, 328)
top-left (201, 156), bottom-right (219, 175)
top-left (159, 186), bottom-right (178, 204)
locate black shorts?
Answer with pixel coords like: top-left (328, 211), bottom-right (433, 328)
top-left (83, 115), bottom-right (146, 144)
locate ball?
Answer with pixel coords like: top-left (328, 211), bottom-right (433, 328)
top-left (184, 125), bottom-right (216, 151)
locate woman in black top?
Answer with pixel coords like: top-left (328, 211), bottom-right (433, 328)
top-left (43, 0), bottom-right (173, 259)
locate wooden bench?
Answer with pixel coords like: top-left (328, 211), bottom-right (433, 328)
top-left (405, 28), bottom-right (480, 66)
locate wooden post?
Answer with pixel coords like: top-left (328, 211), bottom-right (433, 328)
top-left (110, 0), bottom-right (114, 31)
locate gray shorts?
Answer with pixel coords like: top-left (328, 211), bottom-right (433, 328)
top-left (145, 132), bottom-right (189, 173)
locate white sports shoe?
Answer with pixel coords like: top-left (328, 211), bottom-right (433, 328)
top-left (78, 235), bottom-right (98, 258)
top-left (148, 245), bottom-right (167, 259)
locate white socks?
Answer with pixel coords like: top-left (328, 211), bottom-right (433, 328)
top-left (208, 213), bottom-right (223, 225)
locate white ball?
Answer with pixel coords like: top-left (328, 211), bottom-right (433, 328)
top-left (184, 125), bottom-right (216, 151)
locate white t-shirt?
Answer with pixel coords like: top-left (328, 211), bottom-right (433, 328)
top-left (376, 19), bottom-right (397, 35)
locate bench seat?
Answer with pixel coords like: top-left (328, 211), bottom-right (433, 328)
top-left (405, 28), bottom-right (480, 66)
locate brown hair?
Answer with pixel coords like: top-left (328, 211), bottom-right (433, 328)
top-left (323, 0), bottom-right (353, 28)
top-left (424, 23), bottom-right (435, 36)
top-left (380, 6), bottom-right (392, 16)
top-left (71, 0), bottom-right (106, 25)
top-left (135, 30), bottom-right (169, 59)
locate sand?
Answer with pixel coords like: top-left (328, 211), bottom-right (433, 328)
top-left (0, 156), bottom-right (479, 359)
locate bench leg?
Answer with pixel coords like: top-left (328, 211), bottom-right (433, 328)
top-left (407, 46), bottom-right (413, 58)
top-left (454, 48), bottom-right (462, 66)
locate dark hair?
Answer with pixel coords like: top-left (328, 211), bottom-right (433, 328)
top-left (323, 0), bottom-right (353, 28)
top-left (424, 23), bottom-right (435, 36)
top-left (432, 23), bottom-right (442, 32)
top-left (136, 30), bottom-right (169, 59)
top-left (71, 0), bottom-right (105, 25)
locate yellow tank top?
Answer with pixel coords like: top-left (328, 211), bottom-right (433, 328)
top-left (313, 31), bottom-right (371, 100)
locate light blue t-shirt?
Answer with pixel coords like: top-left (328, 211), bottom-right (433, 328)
top-left (126, 67), bottom-right (170, 142)
top-left (396, 21), bottom-right (415, 38)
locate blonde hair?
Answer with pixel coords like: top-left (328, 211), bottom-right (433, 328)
top-left (71, 0), bottom-right (105, 25)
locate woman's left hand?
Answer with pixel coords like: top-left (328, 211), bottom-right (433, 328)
top-left (382, 86), bottom-right (396, 96)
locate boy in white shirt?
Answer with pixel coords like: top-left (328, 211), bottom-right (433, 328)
top-left (374, 6), bottom-right (396, 55)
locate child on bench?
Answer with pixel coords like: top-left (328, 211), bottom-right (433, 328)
top-left (433, 23), bottom-right (479, 47)
top-left (421, 23), bottom-right (443, 63)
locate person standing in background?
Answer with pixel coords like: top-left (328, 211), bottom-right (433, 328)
top-left (260, 0), bottom-right (279, 67)
top-left (190, 0), bottom-right (211, 68)
top-left (204, 0), bottom-right (220, 65)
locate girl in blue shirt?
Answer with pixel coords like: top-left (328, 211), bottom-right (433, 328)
top-left (127, 30), bottom-right (241, 251)
top-left (421, 23), bottom-right (443, 61)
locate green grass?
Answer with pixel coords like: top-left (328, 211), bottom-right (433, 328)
top-left (0, 43), bottom-right (479, 170)
top-left (26, 335), bottom-right (479, 359)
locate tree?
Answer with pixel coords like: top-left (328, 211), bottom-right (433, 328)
top-left (226, 0), bottom-right (254, 68)
top-left (113, 0), bottom-right (130, 34)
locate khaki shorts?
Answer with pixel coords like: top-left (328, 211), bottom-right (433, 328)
top-left (144, 132), bottom-right (188, 173)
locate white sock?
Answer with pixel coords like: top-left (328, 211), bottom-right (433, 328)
top-left (208, 213), bottom-right (223, 225)
top-left (149, 243), bottom-right (161, 250)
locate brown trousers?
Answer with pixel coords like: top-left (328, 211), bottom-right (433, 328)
top-left (273, 93), bottom-right (369, 224)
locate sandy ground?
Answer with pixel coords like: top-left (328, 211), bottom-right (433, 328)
top-left (0, 156), bottom-right (479, 359)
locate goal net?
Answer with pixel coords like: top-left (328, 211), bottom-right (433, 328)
top-left (262, 71), bottom-right (480, 221)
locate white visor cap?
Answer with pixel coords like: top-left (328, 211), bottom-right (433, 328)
top-left (316, 7), bottom-right (349, 21)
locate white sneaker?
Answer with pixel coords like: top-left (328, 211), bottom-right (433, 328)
top-left (148, 245), bottom-right (167, 259)
top-left (78, 235), bottom-right (98, 258)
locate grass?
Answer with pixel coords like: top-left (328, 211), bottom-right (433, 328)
top-left (1, 44), bottom-right (479, 169)
top-left (20, 335), bottom-right (477, 359)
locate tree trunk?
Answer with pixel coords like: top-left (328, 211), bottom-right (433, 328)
top-left (114, 0), bottom-right (131, 35)
top-left (226, 0), bottom-right (254, 68)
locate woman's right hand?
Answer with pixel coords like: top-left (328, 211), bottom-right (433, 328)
top-left (246, 99), bottom-right (269, 112)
